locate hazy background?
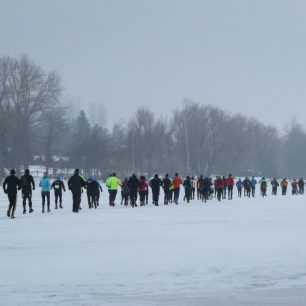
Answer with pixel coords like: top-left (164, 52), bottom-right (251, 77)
top-left (0, 0), bottom-right (305, 129)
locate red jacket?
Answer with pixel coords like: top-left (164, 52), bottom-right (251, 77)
top-left (138, 179), bottom-right (148, 192)
top-left (226, 177), bottom-right (234, 187)
top-left (215, 179), bottom-right (224, 190)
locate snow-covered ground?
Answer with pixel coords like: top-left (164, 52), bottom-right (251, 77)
top-left (1, 184), bottom-right (306, 305)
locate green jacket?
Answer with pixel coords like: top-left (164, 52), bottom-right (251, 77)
top-left (106, 176), bottom-right (121, 190)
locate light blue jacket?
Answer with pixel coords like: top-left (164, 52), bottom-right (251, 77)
top-left (39, 176), bottom-right (51, 192)
top-left (251, 178), bottom-right (257, 187)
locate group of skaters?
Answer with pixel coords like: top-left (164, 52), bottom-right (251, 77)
top-left (2, 168), bottom-right (305, 218)
top-left (2, 169), bottom-right (102, 218)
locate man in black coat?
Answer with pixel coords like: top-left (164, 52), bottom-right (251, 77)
top-left (149, 174), bottom-right (162, 206)
top-left (68, 169), bottom-right (86, 213)
top-left (20, 169), bottom-right (35, 214)
top-left (128, 174), bottom-right (139, 207)
top-left (2, 169), bottom-right (21, 219)
top-left (162, 174), bottom-right (172, 205)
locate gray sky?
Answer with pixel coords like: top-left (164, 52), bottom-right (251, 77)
top-left (1, 0), bottom-right (306, 129)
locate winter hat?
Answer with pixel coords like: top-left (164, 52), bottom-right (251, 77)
top-left (10, 169), bottom-right (16, 175)
top-left (25, 169), bottom-right (30, 175)
top-left (75, 169), bottom-right (80, 174)
top-left (56, 176), bottom-right (60, 180)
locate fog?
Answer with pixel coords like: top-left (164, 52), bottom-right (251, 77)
top-left (1, 0), bottom-right (306, 129)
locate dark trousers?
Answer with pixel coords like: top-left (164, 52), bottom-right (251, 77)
top-left (184, 188), bottom-right (192, 203)
top-left (41, 191), bottom-right (50, 210)
top-left (109, 190), bottom-right (118, 205)
top-left (139, 191), bottom-right (146, 205)
top-left (217, 188), bottom-right (223, 201)
top-left (251, 186), bottom-right (256, 197)
top-left (121, 192), bottom-right (129, 205)
top-left (173, 188), bottom-right (180, 204)
top-left (72, 192), bottom-right (81, 212)
top-left (272, 187), bottom-right (277, 195)
top-left (238, 187), bottom-right (242, 197)
top-left (228, 186), bottom-right (233, 199)
top-left (22, 190), bottom-right (32, 210)
top-left (130, 189), bottom-right (137, 206)
top-left (152, 189), bottom-right (160, 205)
top-left (87, 192), bottom-right (97, 208)
top-left (55, 192), bottom-right (63, 207)
top-left (8, 193), bottom-right (17, 216)
top-left (202, 188), bottom-right (209, 202)
top-left (163, 188), bottom-right (170, 204)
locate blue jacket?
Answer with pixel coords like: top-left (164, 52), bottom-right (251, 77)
top-left (39, 176), bottom-right (51, 192)
top-left (236, 180), bottom-right (243, 188)
top-left (251, 178), bottom-right (257, 187)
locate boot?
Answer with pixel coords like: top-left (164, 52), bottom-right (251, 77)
top-left (11, 214), bottom-right (16, 219)
top-left (42, 205), bottom-right (45, 213)
top-left (29, 208), bottom-right (34, 213)
top-left (59, 204), bottom-right (63, 209)
top-left (47, 206), bottom-right (51, 212)
top-left (23, 208), bottom-right (26, 214)
top-left (55, 204), bottom-right (58, 209)
top-left (7, 210), bottom-right (10, 218)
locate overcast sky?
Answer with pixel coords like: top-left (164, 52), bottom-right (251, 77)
top-left (1, 0), bottom-right (305, 129)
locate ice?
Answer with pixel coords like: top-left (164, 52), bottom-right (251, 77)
top-left (1, 182), bottom-right (306, 305)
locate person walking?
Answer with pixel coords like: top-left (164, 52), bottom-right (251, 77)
top-left (149, 174), bottom-right (162, 206)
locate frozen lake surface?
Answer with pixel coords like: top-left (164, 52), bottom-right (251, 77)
top-left (1, 185), bottom-right (306, 305)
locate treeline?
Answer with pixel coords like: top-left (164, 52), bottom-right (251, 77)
top-left (0, 55), bottom-right (305, 178)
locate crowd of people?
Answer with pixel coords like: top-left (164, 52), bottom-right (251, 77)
top-left (1, 168), bottom-right (305, 219)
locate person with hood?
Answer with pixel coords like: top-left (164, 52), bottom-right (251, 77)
top-left (51, 176), bottom-right (66, 209)
top-left (149, 174), bottom-right (162, 206)
top-left (128, 174), bottom-right (139, 207)
top-left (226, 174), bottom-right (234, 200)
top-left (281, 178), bottom-right (288, 195)
top-left (68, 169), bottom-right (86, 212)
top-left (20, 169), bottom-right (35, 214)
top-left (2, 169), bottom-right (20, 219)
top-left (298, 178), bottom-right (304, 195)
top-left (105, 172), bottom-right (122, 206)
top-left (271, 178), bottom-right (279, 195)
top-left (183, 176), bottom-right (192, 203)
top-left (138, 176), bottom-right (149, 206)
top-left (162, 174), bottom-right (172, 205)
top-left (260, 178), bottom-right (267, 197)
top-left (250, 177), bottom-right (257, 197)
top-left (172, 173), bottom-right (182, 204)
top-left (236, 178), bottom-right (243, 198)
top-left (291, 179), bottom-right (298, 195)
top-left (39, 172), bottom-right (51, 213)
top-left (120, 178), bottom-right (129, 206)
top-left (86, 176), bottom-right (100, 209)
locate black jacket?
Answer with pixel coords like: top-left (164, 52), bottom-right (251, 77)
top-left (20, 174), bottom-right (35, 191)
top-left (86, 179), bottom-right (101, 194)
top-left (162, 178), bottom-right (172, 190)
top-left (51, 179), bottom-right (66, 192)
top-left (3, 175), bottom-right (20, 194)
top-left (150, 178), bottom-right (162, 191)
top-left (68, 174), bottom-right (86, 193)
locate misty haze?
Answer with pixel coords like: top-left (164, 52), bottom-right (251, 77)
top-left (1, 1), bottom-right (306, 306)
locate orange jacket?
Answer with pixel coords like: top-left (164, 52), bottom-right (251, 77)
top-left (172, 176), bottom-right (182, 189)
